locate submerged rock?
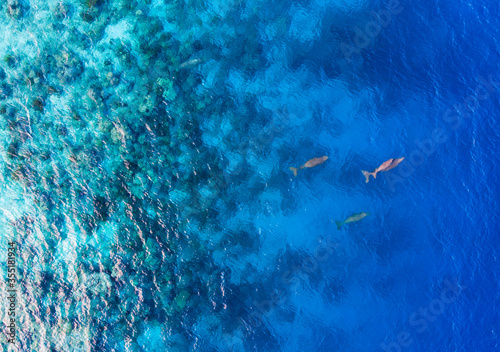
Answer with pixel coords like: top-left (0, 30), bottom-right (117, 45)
top-left (174, 289), bottom-right (190, 310)
top-left (6, 0), bottom-right (27, 20)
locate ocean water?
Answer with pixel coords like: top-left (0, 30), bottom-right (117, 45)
top-left (0, 0), bottom-right (499, 351)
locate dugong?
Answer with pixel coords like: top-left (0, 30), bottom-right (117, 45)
top-left (362, 157), bottom-right (404, 183)
top-left (336, 212), bottom-right (369, 230)
top-left (289, 156), bottom-right (328, 177)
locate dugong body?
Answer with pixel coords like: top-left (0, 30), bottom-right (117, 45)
top-left (336, 212), bottom-right (369, 229)
top-left (362, 157), bottom-right (405, 183)
top-left (289, 156), bottom-right (328, 177)
top-left (382, 157), bottom-right (405, 172)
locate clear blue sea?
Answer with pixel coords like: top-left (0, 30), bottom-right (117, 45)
top-left (1, 0), bottom-right (499, 351)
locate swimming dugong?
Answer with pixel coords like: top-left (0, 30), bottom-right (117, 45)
top-left (362, 157), bottom-right (404, 183)
top-left (289, 156), bottom-right (328, 177)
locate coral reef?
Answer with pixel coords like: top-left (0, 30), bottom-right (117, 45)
top-left (0, 0), bottom-right (341, 350)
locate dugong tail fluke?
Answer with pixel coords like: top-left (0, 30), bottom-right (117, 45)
top-left (335, 220), bottom-right (343, 230)
top-left (289, 167), bottom-right (299, 177)
top-left (362, 170), bottom-right (376, 183)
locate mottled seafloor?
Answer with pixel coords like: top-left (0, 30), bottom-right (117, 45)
top-left (0, 0), bottom-right (499, 351)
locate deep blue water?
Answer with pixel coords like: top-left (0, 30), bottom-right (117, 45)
top-left (0, 0), bottom-right (499, 351)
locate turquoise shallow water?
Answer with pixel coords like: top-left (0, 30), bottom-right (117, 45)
top-left (1, 0), bottom-right (499, 351)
